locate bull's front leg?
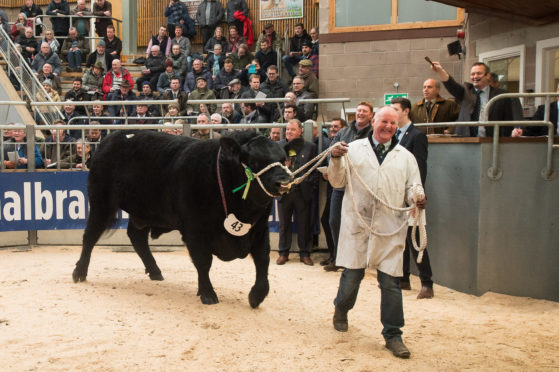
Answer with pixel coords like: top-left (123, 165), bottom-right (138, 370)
top-left (186, 241), bottom-right (219, 305)
top-left (248, 224), bottom-right (270, 308)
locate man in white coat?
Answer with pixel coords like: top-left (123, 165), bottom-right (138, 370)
top-left (327, 106), bottom-right (426, 359)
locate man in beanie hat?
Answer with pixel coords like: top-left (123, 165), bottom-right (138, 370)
top-left (86, 39), bottom-right (113, 71)
top-left (300, 40), bottom-right (318, 78)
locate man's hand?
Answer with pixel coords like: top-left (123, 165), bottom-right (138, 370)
top-left (330, 141), bottom-right (348, 157)
top-left (512, 128), bottom-right (523, 137)
top-left (416, 197), bottom-right (426, 210)
top-left (431, 61), bottom-right (449, 82)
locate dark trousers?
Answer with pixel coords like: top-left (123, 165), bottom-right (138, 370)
top-left (278, 190), bottom-right (311, 257)
top-left (334, 269), bottom-right (404, 341)
top-left (328, 189), bottom-right (344, 261)
top-left (200, 26), bottom-right (216, 49)
top-left (402, 226), bottom-right (433, 287)
top-left (320, 185), bottom-right (335, 258)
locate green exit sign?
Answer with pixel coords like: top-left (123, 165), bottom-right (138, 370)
top-left (384, 93), bottom-right (409, 105)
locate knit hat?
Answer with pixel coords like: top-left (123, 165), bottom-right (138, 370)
top-left (97, 40), bottom-right (105, 47)
top-left (42, 79), bottom-right (52, 86)
top-left (165, 59), bottom-right (173, 68)
top-left (142, 81), bottom-right (151, 87)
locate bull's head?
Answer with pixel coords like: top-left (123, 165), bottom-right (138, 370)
top-left (220, 133), bottom-right (292, 200)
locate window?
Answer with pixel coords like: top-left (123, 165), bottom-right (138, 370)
top-left (479, 45), bottom-right (525, 94)
top-left (329, 0), bottom-right (464, 33)
top-left (535, 36), bottom-right (559, 104)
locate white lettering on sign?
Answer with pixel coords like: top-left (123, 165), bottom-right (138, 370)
top-left (0, 182), bottom-right (86, 222)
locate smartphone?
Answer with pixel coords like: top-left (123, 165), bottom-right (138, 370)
top-left (248, 65), bottom-right (256, 74)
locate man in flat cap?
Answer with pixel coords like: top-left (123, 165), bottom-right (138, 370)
top-left (187, 76), bottom-right (216, 115)
top-left (297, 59), bottom-right (318, 98)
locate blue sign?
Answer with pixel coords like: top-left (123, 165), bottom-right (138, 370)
top-left (0, 172), bottom-right (280, 233)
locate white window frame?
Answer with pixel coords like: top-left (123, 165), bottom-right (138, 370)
top-left (479, 45), bottom-right (525, 96)
top-left (535, 36), bottom-right (559, 105)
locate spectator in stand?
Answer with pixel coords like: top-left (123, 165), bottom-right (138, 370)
top-left (11, 13), bottom-right (33, 40)
top-left (229, 42), bottom-right (253, 71)
top-left (298, 59), bottom-right (319, 98)
top-left (102, 59), bottom-right (134, 97)
top-left (161, 77), bottom-right (188, 115)
top-left (107, 80), bottom-right (137, 123)
top-left (89, 102), bottom-right (110, 126)
top-left (160, 102), bottom-right (180, 123)
top-left (239, 58), bottom-right (266, 86)
top-left (282, 23), bottom-right (312, 80)
top-left (226, 25), bottom-right (246, 55)
top-left (46, 0), bottom-right (70, 43)
top-left (86, 39), bottom-right (113, 71)
top-left (241, 73), bottom-right (272, 123)
top-left (214, 58), bottom-right (240, 98)
top-left (86, 127), bottom-right (103, 149)
top-left (2, 127), bottom-right (44, 169)
top-left (196, 0), bottom-right (224, 49)
top-left (0, 10), bottom-right (9, 35)
top-left (82, 62), bottom-right (105, 100)
top-left (183, 58), bottom-right (213, 94)
top-left (93, 0), bottom-right (113, 38)
top-left (301, 41), bottom-right (318, 78)
top-left (164, 0), bottom-right (190, 38)
top-left (291, 75), bottom-right (315, 121)
top-left (59, 139), bottom-right (92, 169)
top-left (15, 27), bottom-right (38, 62)
top-left (61, 101), bottom-right (82, 138)
top-left (64, 77), bottom-right (88, 115)
top-left (169, 44), bottom-right (188, 79)
top-left (310, 27), bottom-right (319, 55)
top-left (255, 23), bottom-right (281, 53)
top-left (61, 27), bottom-right (90, 73)
top-left (261, 64), bottom-right (288, 121)
top-left (103, 24), bottom-right (121, 59)
top-left (269, 127), bottom-right (281, 141)
top-left (157, 59), bottom-right (180, 95)
top-left (20, 0), bottom-right (43, 36)
top-left (220, 78), bottom-right (246, 102)
top-left (41, 29), bottom-right (60, 54)
top-left (226, 0), bottom-right (248, 34)
top-left (187, 76), bottom-right (216, 115)
top-left (36, 79), bottom-right (61, 124)
top-left (146, 25), bottom-right (171, 58)
top-left (192, 113), bottom-right (220, 140)
top-left (138, 81), bottom-right (161, 116)
top-left (204, 26), bottom-right (228, 55)
top-left (42, 120), bottom-right (74, 168)
top-left (71, 0), bottom-right (91, 37)
top-left (136, 45), bottom-right (166, 91)
top-left (220, 102), bottom-right (241, 124)
top-left (171, 25), bottom-right (191, 59)
top-left (206, 43), bottom-right (225, 78)
top-left (32, 42), bottom-right (62, 76)
top-left (255, 39), bottom-right (277, 73)
top-left (129, 103), bottom-right (157, 125)
top-left (37, 63), bottom-right (62, 95)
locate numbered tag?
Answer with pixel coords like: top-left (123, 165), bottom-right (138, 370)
top-left (224, 213), bottom-right (252, 236)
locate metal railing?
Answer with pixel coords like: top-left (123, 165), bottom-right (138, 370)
top-left (34, 14), bottom-right (122, 52)
top-left (0, 26), bottom-right (63, 126)
top-left (483, 92), bottom-right (559, 181)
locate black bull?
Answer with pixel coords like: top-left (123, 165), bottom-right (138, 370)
top-left (72, 130), bottom-right (291, 307)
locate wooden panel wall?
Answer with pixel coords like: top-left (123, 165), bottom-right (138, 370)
top-left (136, 0), bottom-right (319, 50)
top-left (0, 0), bottom-right (76, 7)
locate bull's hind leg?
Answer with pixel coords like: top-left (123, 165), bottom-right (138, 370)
top-left (127, 222), bottom-right (164, 281)
top-left (184, 238), bottom-right (218, 305)
top-left (73, 205), bottom-right (117, 282)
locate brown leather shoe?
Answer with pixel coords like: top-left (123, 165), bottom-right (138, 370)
top-left (276, 255), bottom-right (289, 265)
top-left (417, 286), bottom-right (434, 299)
top-left (385, 339), bottom-right (410, 359)
top-left (400, 281), bottom-right (411, 290)
top-left (324, 263), bottom-right (343, 272)
top-left (333, 308), bottom-right (348, 332)
top-left (300, 256), bottom-right (314, 266)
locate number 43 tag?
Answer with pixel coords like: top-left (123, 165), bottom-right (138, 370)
top-left (224, 213), bottom-right (252, 236)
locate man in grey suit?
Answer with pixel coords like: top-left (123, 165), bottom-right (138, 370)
top-left (391, 97), bottom-right (433, 299)
top-left (431, 61), bottom-right (522, 137)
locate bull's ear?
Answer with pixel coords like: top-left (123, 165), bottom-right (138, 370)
top-left (220, 136), bottom-right (241, 158)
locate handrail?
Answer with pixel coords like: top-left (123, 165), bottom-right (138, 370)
top-left (414, 120), bottom-right (556, 181)
top-left (0, 25), bottom-right (64, 126)
top-left (483, 92), bottom-right (559, 180)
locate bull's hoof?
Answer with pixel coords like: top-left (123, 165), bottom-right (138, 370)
top-left (72, 268), bottom-right (87, 283)
top-left (249, 282), bottom-right (269, 308)
top-left (197, 290), bottom-right (219, 305)
top-left (148, 272), bottom-right (164, 281)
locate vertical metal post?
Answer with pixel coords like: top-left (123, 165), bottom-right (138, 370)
top-left (26, 124), bottom-right (37, 247)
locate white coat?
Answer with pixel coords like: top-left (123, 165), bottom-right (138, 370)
top-left (328, 138), bottom-right (423, 277)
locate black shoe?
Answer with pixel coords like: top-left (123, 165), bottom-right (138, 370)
top-left (400, 281), bottom-right (411, 290)
top-left (332, 308), bottom-right (348, 332)
top-left (385, 339), bottom-right (411, 359)
top-left (324, 263), bottom-right (343, 272)
top-left (320, 257), bottom-right (333, 266)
